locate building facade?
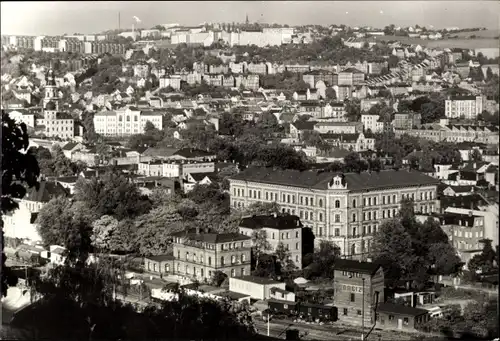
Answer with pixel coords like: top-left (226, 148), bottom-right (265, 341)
top-left (93, 107), bottom-right (163, 136)
top-left (333, 259), bottom-right (385, 325)
top-left (238, 214), bottom-right (304, 269)
top-left (445, 95), bottom-right (483, 120)
top-left (229, 168), bottom-right (440, 257)
top-left (171, 228), bottom-right (252, 281)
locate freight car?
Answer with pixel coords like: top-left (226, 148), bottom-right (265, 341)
top-left (267, 299), bottom-right (338, 322)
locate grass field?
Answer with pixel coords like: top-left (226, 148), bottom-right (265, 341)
top-left (372, 35), bottom-right (499, 49)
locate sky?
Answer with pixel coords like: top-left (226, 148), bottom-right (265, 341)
top-left (1, 1), bottom-right (499, 36)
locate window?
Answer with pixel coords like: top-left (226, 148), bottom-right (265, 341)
top-left (357, 310), bottom-right (362, 315)
top-left (404, 318), bottom-right (409, 325)
top-left (296, 242), bottom-right (299, 250)
top-left (186, 252), bottom-right (189, 260)
top-left (266, 192), bottom-right (269, 200)
top-left (220, 256), bottom-right (225, 266)
top-left (343, 308), bottom-right (348, 316)
top-left (351, 244), bottom-right (356, 255)
top-left (352, 213), bottom-right (356, 222)
top-left (165, 264), bottom-right (169, 272)
top-left (319, 213), bottom-right (323, 221)
top-left (373, 197), bottom-right (377, 205)
top-left (319, 199), bottom-right (323, 207)
top-left (373, 212), bottom-right (377, 220)
top-left (208, 257), bottom-right (212, 266)
top-left (241, 254), bottom-right (245, 263)
top-left (350, 293), bottom-right (355, 302)
top-left (305, 197), bottom-right (309, 205)
top-left (335, 200), bottom-right (340, 208)
top-left (393, 195), bottom-right (397, 203)
top-left (241, 268), bottom-right (245, 276)
top-left (287, 194), bottom-right (290, 203)
top-left (231, 269), bottom-right (235, 277)
top-left (368, 198), bottom-right (372, 206)
top-left (382, 196), bottom-right (386, 205)
top-left (335, 214), bottom-right (340, 223)
top-left (389, 315), bottom-right (394, 321)
top-left (352, 199), bottom-right (356, 208)
top-left (335, 228), bottom-right (340, 236)
top-left (295, 231), bottom-right (299, 238)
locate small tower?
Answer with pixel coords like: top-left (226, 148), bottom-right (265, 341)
top-left (245, 14), bottom-right (249, 25)
top-left (43, 69), bottom-right (60, 121)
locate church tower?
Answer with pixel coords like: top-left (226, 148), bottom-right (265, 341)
top-left (43, 69), bottom-right (60, 121)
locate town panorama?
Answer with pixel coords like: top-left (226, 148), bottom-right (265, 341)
top-left (1, 1), bottom-right (499, 340)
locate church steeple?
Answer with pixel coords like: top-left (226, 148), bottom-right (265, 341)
top-left (245, 14), bottom-right (249, 25)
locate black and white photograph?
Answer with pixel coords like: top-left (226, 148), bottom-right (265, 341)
top-left (1, 1), bottom-right (499, 340)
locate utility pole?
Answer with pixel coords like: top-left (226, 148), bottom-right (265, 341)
top-left (266, 312), bottom-right (273, 337)
top-left (361, 277), bottom-right (365, 340)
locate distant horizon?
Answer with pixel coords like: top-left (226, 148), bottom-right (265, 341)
top-left (1, 1), bottom-right (499, 36)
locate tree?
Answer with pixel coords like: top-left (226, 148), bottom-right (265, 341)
top-left (2, 111), bottom-right (40, 296)
top-left (251, 230), bottom-right (272, 268)
top-left (468, 239), bottom-right (497, 276)
top-left (36, 198), bottom-right (96, 262)
top-left (91, 215), bottom-right (120, 253)
top-left (325, 87), bottom-right (336, 100)
top-left (372, 202), bottom-right (462, 290)
top-left (211, 270), bottom-right (228, 287)
top-left (304, 240), bottom-right (340, 279)
top-left (243, 202), bottom-right (280, 216)
top-left (469, 149), bottom-right (482, 162)
top-left (134, 204), bottom-right (184, 256)
top-left (74, 170), bottom-right (152, 220)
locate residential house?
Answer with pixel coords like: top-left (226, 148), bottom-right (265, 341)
top-left (238, 214), bottom-right (304, 269)
top-left (171, 228), bottom-right (252, 281)
top-left (229, 276), bottom-right (286, 300)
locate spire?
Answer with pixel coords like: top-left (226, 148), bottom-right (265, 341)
top-left (246, 14), bottom-right (249, 25)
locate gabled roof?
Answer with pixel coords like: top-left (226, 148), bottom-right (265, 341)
top-left (377, 303), bottom-right (429, 317)
top-left (24, 181), bottom-right (69, 203)
top-left (291, 121), bottom-right (317, 131)
top-left (61, 142), bottom-right (80, 151)
top-left (171, 228), bottom-right (250, 244)
top-left (239, 214), bottom-right (302, 231)
top-left (173, 148), bottom-right (215, 158)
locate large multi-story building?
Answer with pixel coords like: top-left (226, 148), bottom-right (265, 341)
top-left (238, 214), bottom-right (304, 269)
top-left (314, 121), bottom-right (363, 134)
top-left (93, 107), bottom-right (163, 136)
top-left (171, 228), bottom-right (252, 281)
top-left (229, 168), bottom-right (440, 257)
top-left (445, 95), bottom-right (483, 120)
top-left (333, 259), bottom-right (385, 325)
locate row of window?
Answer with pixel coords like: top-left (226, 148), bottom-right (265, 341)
top-left (180, 252), bottom-right (247, 266)
top-left (454, 230), bottom-right (484, 238)
top-left (352, 225), bottom-right (378, 237)
top-left (177, 263), bottom-right (246, 278)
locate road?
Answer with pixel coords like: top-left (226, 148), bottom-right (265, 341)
top-left (253, 317), bottom-right (417, 341)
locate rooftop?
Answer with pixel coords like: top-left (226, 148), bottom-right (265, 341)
top-left (377, 303), bottom-right (429, 317)
top-left (333, 259), bottom-right (381, 275)
top-left (239, 214), bottom-right (302, 231)
top-left (233, 275), bottom-right (282, 285)
top-left (230, 167), bottom-right (439, 192)
top-left (171, 228), bottom-right (250, 244)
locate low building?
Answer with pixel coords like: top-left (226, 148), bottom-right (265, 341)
top-left (229, 275), bottom-right (286, 300)
top-left (238, 214), bottom-right (304, 269)
top-left (144, 254), bottom-right (175, 276)
top-left (333, 259), bottom-right (385, 325)
top-left (376, 303), bottom-right (430, 331)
